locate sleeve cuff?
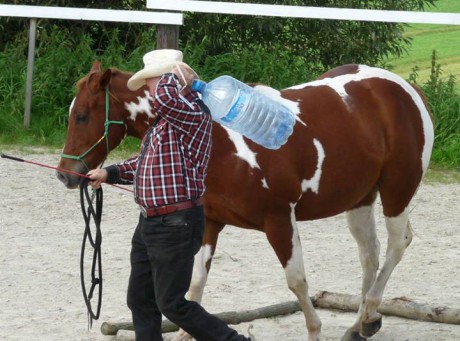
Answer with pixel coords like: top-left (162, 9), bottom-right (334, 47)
top-left (104, 165), bottom-right (120, 184)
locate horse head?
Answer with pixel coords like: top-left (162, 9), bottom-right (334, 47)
top-left (56, 61), bottom-right (153, 188)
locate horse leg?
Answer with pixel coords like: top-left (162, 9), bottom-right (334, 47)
top-left (350, 154), bottom-right (422, 339)
top-left (341, 203), bottom-right (380, 341)
top-left (358, 207), bottom-right (413, 337)
top-left (344, 205), bottom-right (413, 340)
top-left (173, 219), bottom-right (225, 341)
top-left (265, 205), bottom-right (321, 341)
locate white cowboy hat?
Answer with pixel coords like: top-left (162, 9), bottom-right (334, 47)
top-left (127, 49), bottom-right (190, 91)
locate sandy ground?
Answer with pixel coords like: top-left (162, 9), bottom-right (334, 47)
top-left (1, 150), bottom-right (459, 341)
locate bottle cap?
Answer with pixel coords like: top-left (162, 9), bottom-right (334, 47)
top-left (191, 79), bottom-right (206, 93)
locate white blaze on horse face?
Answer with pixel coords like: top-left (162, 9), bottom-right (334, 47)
top-left (61, 97), bottom-right (78, 152)
top-left (223, 127), bottom-right (261, 170)
top-left (288, 66), bottom-right (434, 173)
top-left (69, 97), bottom-right (76, 117)
top-left (124, 90), bottom-right (156, 122)
top-left (254, 85), bottom-right (306, 126)
top-left (301, 139), bottom-right (325, 194)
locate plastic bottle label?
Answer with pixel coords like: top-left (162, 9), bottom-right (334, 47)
top-left (220, 90), bottom-right (249, 123)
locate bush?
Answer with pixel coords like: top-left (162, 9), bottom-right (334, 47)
top-left (0, 29), bottom-right (458, 170)
top-left (409, 51), bottom-right (460, 169)
top-left (0, 26), bottom-right (157, 145)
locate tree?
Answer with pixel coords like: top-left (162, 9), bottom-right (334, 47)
top-left (181, 0), bottom-right (436, 70)
top-left (1, 0), bottom-right (436, 71)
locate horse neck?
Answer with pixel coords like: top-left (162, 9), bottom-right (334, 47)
top-left (116, 83), bottom-right (156, 140)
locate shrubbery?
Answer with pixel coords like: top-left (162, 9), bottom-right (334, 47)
top-left (0, 25), bottom-right (458, 169)
top-left (409, 51), bottom-right (460, 168)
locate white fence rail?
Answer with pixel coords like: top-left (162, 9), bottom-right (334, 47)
top-left (0, 4), bottom-right (183, 128)
top-left (146, 0), bottom-right (460, 25)
top-left (0, 4), bottom-right (183, 25)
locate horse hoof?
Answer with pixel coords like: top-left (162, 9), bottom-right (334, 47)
top-left (341, 329), bottom-right (367, 341)
top-left (361, 317), bottom-right (382, 337)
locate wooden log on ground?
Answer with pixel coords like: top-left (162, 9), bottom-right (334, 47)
top-left (100, 290), bottom-right (460, 335)
top-left (101, 300), bottom-right (301, 335)
top-left (314, 291), bottom-right (460, 325)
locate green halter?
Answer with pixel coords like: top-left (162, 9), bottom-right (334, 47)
top-left (60, 88), bottom-right (125, 171)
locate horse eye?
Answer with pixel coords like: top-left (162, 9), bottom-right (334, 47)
top-left (75, 112), bottom-right (88, 123)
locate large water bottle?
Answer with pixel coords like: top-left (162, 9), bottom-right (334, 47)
top-left (191, 76), bottom-right (295, 149)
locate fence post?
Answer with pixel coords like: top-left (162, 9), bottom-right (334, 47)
top-left (156, 24), bottom-right (179, 49)
top-left (24, 18), bottom-right (37, 129)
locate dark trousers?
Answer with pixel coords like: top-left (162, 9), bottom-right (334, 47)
top-left (127, 205), bottom-right (249, 341)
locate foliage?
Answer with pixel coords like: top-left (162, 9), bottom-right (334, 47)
top-left (181, 0), bottom-right (436, 70)
top-left (183, 39), bottom-right (320, 87)
top-left (1, 0), bottom-right (436, 72)
top-left (409, 51), bottom-right (460, 168)
top-left (0, 25), bottom-right (157, 145)
top-left (1, 0), bottom-right (458, 169)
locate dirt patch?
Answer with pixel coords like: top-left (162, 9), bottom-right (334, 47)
top-left (1, 151), bottom-right (459, 341)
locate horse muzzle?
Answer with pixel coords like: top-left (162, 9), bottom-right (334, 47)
top-left (56, 170), bottom-right (80, 189)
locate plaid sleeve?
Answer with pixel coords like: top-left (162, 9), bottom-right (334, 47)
top-left (104, 156), bottom-right (137, 185)
top-left (153, 73), bottom-right (204, 133)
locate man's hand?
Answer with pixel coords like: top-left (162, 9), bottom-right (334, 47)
top-left (87, 168), bottom-right (108, 189)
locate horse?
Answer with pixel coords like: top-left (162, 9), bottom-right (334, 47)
top-left (57, 60), bottom-right (434, 341)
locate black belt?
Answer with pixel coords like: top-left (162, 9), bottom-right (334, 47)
top-left (139, 197), bottom-right (203, 218)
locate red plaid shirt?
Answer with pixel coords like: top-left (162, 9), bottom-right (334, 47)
top-left (107, 73), bottom-right (212, 208)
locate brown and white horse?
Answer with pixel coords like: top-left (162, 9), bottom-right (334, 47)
top-left (57, 61), bottom-right (434, 341)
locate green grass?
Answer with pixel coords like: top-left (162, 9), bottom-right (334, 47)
top-left (387, 0), bottom-right (460, 82)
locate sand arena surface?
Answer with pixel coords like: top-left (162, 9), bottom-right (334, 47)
top-left (1, 150), bottom-right (459, 341)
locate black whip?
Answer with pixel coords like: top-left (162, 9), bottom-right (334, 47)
top-left (79, 178), bottom-right (103, 328)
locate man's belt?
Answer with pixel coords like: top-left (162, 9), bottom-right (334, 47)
top-left (139, 197), bottom-right (203, 218)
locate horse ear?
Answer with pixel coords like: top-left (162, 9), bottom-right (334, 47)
top-left (100, 69), bottom-right (112, 89)
top-left (90, 61), bottom-right (102, 73)
top-left (87, 68), bottom-right (112, 94)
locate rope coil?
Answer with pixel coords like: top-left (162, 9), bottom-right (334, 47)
top-left (79, 178), bottom-right (103, 328)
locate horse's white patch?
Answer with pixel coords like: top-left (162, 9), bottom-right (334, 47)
top-left (284, 203), bottom-right (322, 338)
top-left (221, 127), bottom-right (269, 190)
top-left (284, 203), bottom-right (306, 285)
top-left (360, 67), bottom-right (434, 174)
top-left (290, 78), bottom-right (348, 97)
top-left (188, 244), bottom-right (213, 307)
top-left (254, 85), bottom-right (306, 126)
top-left (261, 178), bottom-right (269, 189)
top-left (223, 127), bottom-right (261, 169)
top-left (124, 90), bottom-right (155, 122)
top-left (190, 245), bottom-right (212, 289)
top-left (301, 139), bottom-right (325, 194)
top-left (288, 66), bottom-right (434, 172)
top-left (69, 97), bottom-right (76, 117)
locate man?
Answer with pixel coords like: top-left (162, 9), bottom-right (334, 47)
top-left (88, 49), bottom-right (251, 340)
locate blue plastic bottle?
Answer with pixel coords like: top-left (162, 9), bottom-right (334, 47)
top-left (192, 76), bottom-right (295, 149)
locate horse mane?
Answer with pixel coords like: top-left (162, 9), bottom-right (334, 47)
top-left (75, 67), bottom-right (133, 92)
